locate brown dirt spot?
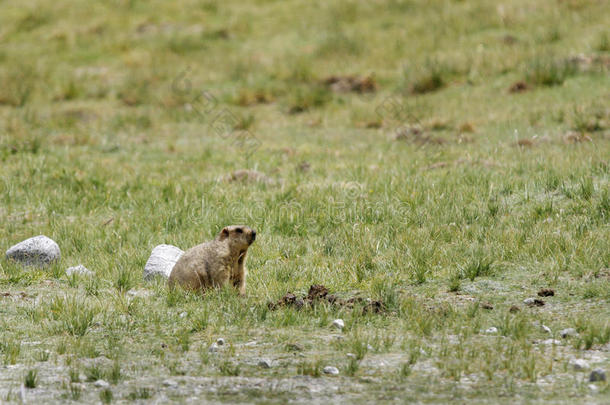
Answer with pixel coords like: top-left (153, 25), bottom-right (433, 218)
top-left (509, 305), bottom-right (521, 313)
top-left (393, 126), bottom-right (446, 145)
top-left (458, 122), bottom-right (475, 133)
top-left (537, 288), bottom-right (555, 297)
top-left (515, 138), bottom-right (535, 147)
top-left (236, 89), bottom-right (274, 107)
top-left (563, 131), bottom-right (592, 144)
top-left (224, 170), bottom-right (275, 185)
top-left (297, 161), bottom-right (311, 172)
top-left (323, 75), bottom-right (377, 93)
top-left (481, 302), bottom-right (494, 310)
top-left (509, 81), bottom-right (529, 93)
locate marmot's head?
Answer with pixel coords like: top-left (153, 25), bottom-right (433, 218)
top-left (217, 225), bottom-right (256, 255)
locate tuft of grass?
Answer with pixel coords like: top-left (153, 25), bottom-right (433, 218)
top-left (297, 360), bottom-right (322, 377)
top-left (525, 56), bottom-right (578, 87)
top-left (127, 387), bottom-right (152, 400)
top-left (218, 361), bottom-right (240, 376)
top-left (0, 338), bottom-right (21, 365)
top-left (24, 369), bottom-right (38, 389)
top-left (595, 32), bottom-right (610, 52)
top-left (48, 295), bottom-right (98, 336)
top-left (100, 388), bottom-right (113, 404)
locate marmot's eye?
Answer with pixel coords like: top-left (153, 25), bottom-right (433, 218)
top-left (235, 228), bottom-right (243, 233)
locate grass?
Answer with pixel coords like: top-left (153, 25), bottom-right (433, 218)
top-left (0, 0), bottom-right (609, 402)
top-left (24, 369), bottom-right (37, 389)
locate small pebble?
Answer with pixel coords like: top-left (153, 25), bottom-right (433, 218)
top-left (569, 359), bottom-right (589, 371)
top-left (541, 339), bottom-right (561, 346)
top-left (541, 325), bottom-right (552, 334)
top-left (258, 359), bottom-right (272, 369)
top-left (589, 368), bottom-right (606, 382)
top-left (524, 297), bottom-right (545, 307)
top-left (216, 338), bottom-right (225, 346)
top-left (94, 380), bottom-right (109, 388)
top-left (332, 319), bottom-right (345, 330)
top-left (560, 328), bottom-right (577, 339)
top-left (163, 379), bottom-right (178, 388)
top-left (346, 353), bottom-right (356, 360)
top-left (209, 342), bottom-right (219, 353)
top-left (179, 312), bottom-right (187, 318)
top-left (485, 327), bottom-right (498, 334)
top-left (323, 366), bottom-right (339, 376)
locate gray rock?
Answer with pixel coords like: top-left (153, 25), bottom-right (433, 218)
top-left (569, 358), bottom-right (589, 371)
top-left (332, 319), bottom-right (345, 330)
top-left (560, 328), bottom-right (578, 338)
top-left (94, 380), bottom-right (109, 388)
top-left (163, 379), bottom-right (178, 388)
top-left (208, 342), bottom-right (220, 353)
top-left (258, 359), bottom-right (272, 369)
top-left (66, 265), bottom-right (94, 277)
top-left (589, 368), bottom-right (606, 382)
top-left (143, 244), bottom-right (184, 280)
top-left (541, 339), bottom-right (561, 346)
top-left (484, 327), bottom-right (498, 334)
top-left (541, 325), bottom-right (552, 334)
top-left (323, 366), bottom-right (339, 376)
top-left (6, 235), bottom-right (60, 267)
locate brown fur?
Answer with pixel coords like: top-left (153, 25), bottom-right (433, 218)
top-left (168, 225), bottom-right (256, 296)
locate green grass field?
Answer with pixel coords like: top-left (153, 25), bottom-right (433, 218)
top-left (1, 0), bottom-right (609, 402)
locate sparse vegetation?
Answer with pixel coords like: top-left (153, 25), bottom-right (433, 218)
top-left (0, 0), bottom-right (608, 402)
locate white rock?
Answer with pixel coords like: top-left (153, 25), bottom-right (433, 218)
top-left (163, 379), bottom-right (178, 388)
top-left (589, 368), bottom-right (606, 382)
top-left (66, 265), bottom-right (94, 277)
top-left (208, 342), bottom-right (219, 353)
top-left (323, 366), bottom-right (339, 376)
top-left (346, 353), bottom-right (356, 360)
top-left (542, 325), bottom-right (552, 334)
top-left (541, 339), bottom-right (561, 346)
top-left (94, 380), bottom-right (109, 388)
top-left (485, 327), bottom-right (498, 334)
top-left (143, 244), bottom-right (184, 280)
top-left (560, 328), bottom-right (578, 338)
top-left (244, 341), bottom-right (257, 347)
top-left (523, 297), bottom-right (536, 305)
top-left (332, 319), bottom-right (345, 330)
top-left (569, 358), bottom-right (589, 371)
top-left (216, 338), bottom-right (225, 346)
top-left (6, 235), bottom-right (60, 267)
top-left (179, 312), bottom-right (187, 318)
top-left (258, 359), bottom-right (272, 369)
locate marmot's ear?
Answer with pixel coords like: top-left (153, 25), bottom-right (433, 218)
top-left (219, 227), bottom-right (230, 240)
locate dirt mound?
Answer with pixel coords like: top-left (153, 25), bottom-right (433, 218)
top-left (538, 288), bottom-right (555, 297)
top-left (323, 75), bottom-right (377, 93)
top-left (268, 284), bottom-right (386, 314)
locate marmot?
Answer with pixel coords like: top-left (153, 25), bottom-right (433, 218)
top-left (168, 225), bottom-right (256, 296)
